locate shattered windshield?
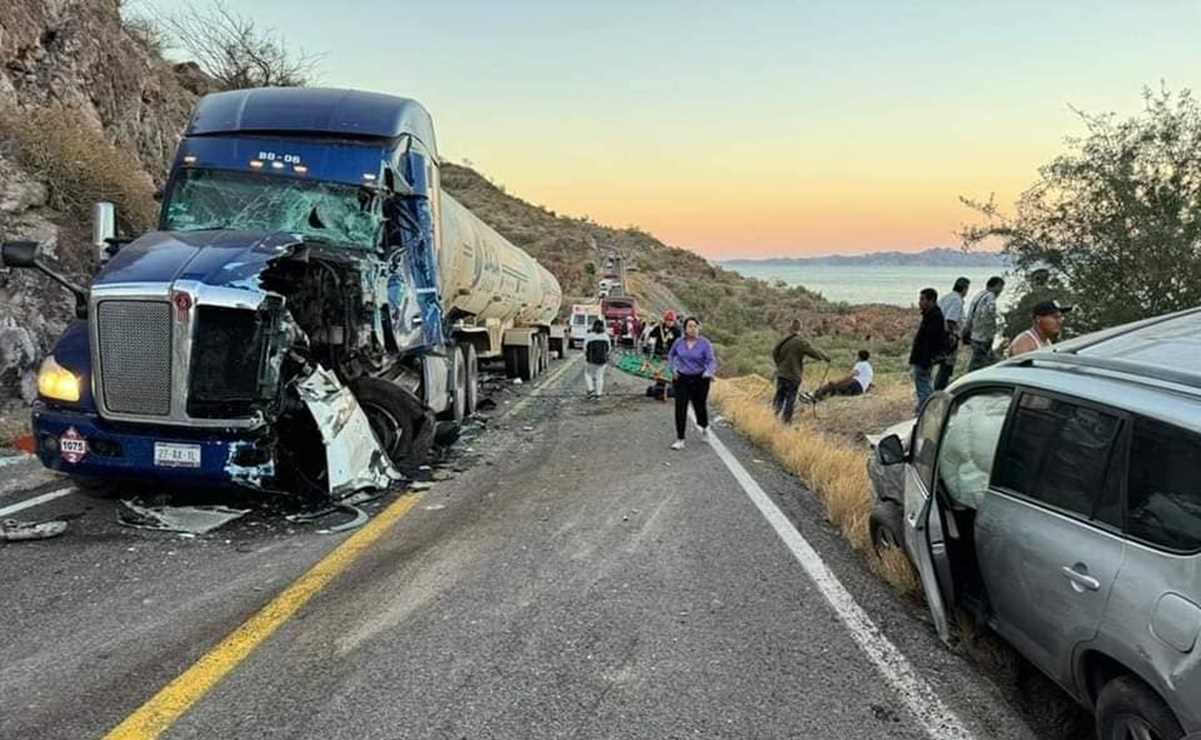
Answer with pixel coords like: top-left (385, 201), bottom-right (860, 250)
top-left (164, 168), bottom-right (383, 248)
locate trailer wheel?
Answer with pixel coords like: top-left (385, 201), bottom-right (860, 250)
top-left (464, 343), bottom-right (480, 414)
top-left (517, 344), bottom-right (534, 381)
top-left (449, 345), bottom-right (468, 422)
top-left (541, 335), bottom-right (551, 371)
top-left (348, 377), bottom-right (432, 471)
top-left (504, 346), bottom-right (520, 379)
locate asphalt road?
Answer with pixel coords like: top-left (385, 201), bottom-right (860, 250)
top-left (1, 354), bottom-right (1050, 740)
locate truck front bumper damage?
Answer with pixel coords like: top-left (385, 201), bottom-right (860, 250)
top-left (32, 365), bottom-right (402, 496)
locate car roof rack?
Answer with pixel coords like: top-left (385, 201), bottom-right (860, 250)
top-left (1018, 352), bottom-right (1201, 392)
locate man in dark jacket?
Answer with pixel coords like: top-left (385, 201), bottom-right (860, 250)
top-left (772, 319), bottom-right (830, 423)
top-left (910, 287), bottom-right (944, 413)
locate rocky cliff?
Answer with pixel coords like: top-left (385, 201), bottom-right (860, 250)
top-left (0, 0), bottom-right (200, 404)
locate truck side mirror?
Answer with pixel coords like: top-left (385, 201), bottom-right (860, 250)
top-left (876, 434), bottom-right (906, 466)
top-left (1, 241), bottom-right (39, 268)
top-left (1, 239), bottom-right (89, 318)
top-left (93, 202), bottom-right (117, 264)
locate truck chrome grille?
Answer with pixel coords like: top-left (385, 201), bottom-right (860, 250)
top-left (97, 300), bottom-right (173, 416)
top-left (187, 306), bottom-right (268, 419)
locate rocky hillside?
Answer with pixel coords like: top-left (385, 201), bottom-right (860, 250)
top-left (0, 0), bottom-right (203, 403)
top-left (0, 0), bottom-right (915, 407)
top-left (441, 165), bottom-right (915, 377)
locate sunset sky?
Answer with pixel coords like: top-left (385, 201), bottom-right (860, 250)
top-left (141, 0), bottom-right (1201, 258)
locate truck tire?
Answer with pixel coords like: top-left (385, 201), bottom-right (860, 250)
top-left (869, 500), bottom-right (904, 554)
top-left (504, 346), bottom-right (521, 379)
top-left (538, 335), bottom-right (550, 374)
top-left (348, 377), bottom-right (432, 471)
top-left (449, 345), bottom-right (468, 422)
top-left (1095, 676), bottom-right (1184, 740)
top-left (516, 344), bottom-right (535, 382)
top-left (464, 343), bottom-right (480, 415)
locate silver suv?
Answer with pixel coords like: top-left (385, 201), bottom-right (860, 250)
top-left (874, 307), bottom-right (1201, 740)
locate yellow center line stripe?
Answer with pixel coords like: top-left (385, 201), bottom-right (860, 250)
top-left (103, 492), bottom-right (424, 740)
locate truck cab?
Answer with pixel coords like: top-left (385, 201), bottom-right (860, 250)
top-left (4, 87), bottom-right (561, 498)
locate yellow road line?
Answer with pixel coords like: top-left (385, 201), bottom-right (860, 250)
top-left (505, 353), bottom-right (582, 417)
top-left (103, 492), bottom-right (424, 740)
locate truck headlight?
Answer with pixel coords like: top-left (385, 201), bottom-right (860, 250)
top-left (37, 355), bottom-right (80, 402)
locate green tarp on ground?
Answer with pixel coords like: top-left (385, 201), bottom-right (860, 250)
top-left (614, 352), bottom-right (673, 381)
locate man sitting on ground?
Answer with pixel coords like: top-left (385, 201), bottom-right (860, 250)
top-left (815, 350), bottom-right (874, 401)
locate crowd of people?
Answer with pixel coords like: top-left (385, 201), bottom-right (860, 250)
top-left (909, 275), bottom-right (1071, 411)
top-left (579, 279), bottom-right (1072, 449)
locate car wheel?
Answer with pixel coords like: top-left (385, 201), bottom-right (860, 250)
top-left (1096, 675), bottom-right (1184, 740)
top-left (869, 500), bottom-right (904, 554)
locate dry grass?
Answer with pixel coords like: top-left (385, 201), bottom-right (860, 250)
top-left (713, 375), bottom-right (920, 596)
top-left (0, 105), bottom-right (158, 240)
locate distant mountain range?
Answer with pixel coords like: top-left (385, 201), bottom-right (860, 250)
top-left (720, 247), bottom-right (1010, 268)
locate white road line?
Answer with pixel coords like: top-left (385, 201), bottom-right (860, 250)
top-left (703, 425), bottom-right (976, 740)
top-left (0, 454), bottom-right (32, 468)
top-left (0, 487), bottom-right (75, 518)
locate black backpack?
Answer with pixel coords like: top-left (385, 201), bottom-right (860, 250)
top-left (586, 337), bottom-right (609, 365)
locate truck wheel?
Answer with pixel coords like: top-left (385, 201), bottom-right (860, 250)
top-left (348, 377), bottom-right (431, 470)
top-left (1095, 676), bottom-right (1184, 740)
top-left (517, 344), bottom-right (534, 381)
top-left (504, 346), bottom-right (521, 379)
top-left (869, 500), bottom-right (904, 554)
top-left (538, 335), bottom-right (550, 373)
top-left (464, 343), bottom-right (480, 415)
top-left (450, 345), bottom-right (468, 422)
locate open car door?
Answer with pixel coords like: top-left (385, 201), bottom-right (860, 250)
top-left (902, 391), bottom-right (955, 643)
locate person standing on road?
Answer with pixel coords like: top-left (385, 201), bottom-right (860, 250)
top-left (651, 310), bottom-right (682, 359)
top-left (771, 319), bottom-right (830, 423)
top-left (934, 277), bottom-right (971, 390)
top-left (1007, 300), bottom-right (1072, 357)
top-left (583, 319), bottom-right (611, 400)
top-left (668, 317), bottom-right (717, 450)
top-left (964, 276), bottom-right (1005, 372)
top-left (910, 288), bottom-right (944, 413)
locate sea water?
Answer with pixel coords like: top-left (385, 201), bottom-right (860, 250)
top-left (724, 264), bottom-right (1014, 310)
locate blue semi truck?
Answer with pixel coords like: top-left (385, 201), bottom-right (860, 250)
top-left (2, 87), bottom-right (563, 498)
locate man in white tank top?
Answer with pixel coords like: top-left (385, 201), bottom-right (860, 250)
top-left (1008, 300), bottom-right (1072, 357)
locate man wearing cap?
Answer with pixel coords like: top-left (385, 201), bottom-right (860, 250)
top-left (1008, 300), bottom-right (1072, 357)
top-left (650, 311), bottom-right (682, 358)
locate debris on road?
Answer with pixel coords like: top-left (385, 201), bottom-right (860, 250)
top-left (117, 502), bottom-right (251, 535)
top-left (1, 518), bottom-right (68, 541)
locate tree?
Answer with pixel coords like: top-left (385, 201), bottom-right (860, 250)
top-left (961, 86), bottom-right (1201, 333)
top-left (160, 0), bottom-right (320, 89)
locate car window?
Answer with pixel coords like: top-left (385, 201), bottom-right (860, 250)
top-left (936, 390), bottom-right (1013, 510)
top-left (1126, 417), bottom-right (1201, 552)
top-left (912, 393), bottom-right (952, 491)
top-left (994, 393), bottom-right (1121, 517)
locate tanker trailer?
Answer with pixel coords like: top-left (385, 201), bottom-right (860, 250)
top-left (436, 193), bottom-right (563, 383)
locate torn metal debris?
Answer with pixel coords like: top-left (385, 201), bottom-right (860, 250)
top-left (296, 365), bottom-right (402, 497)
top-left (117, 502), bottom-right (250, 535)
top-left (1, 518), bottom-right (68, 541)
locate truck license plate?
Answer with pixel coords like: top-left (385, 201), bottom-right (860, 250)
top-left (154, 443), bottom-right (202, 468)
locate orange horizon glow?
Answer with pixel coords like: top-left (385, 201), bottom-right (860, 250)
top-left (142, 0), bottom-right (1201, 260)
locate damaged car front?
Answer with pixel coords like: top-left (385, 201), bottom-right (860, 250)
top-left (17, 156), bottom-right (417, 500)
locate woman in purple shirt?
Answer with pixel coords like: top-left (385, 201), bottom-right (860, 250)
top-left (667, 317), bottom-right (718, 450)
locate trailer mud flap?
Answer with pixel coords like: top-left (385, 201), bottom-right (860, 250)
top-left (296, 366), bottom-right (403, 497)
